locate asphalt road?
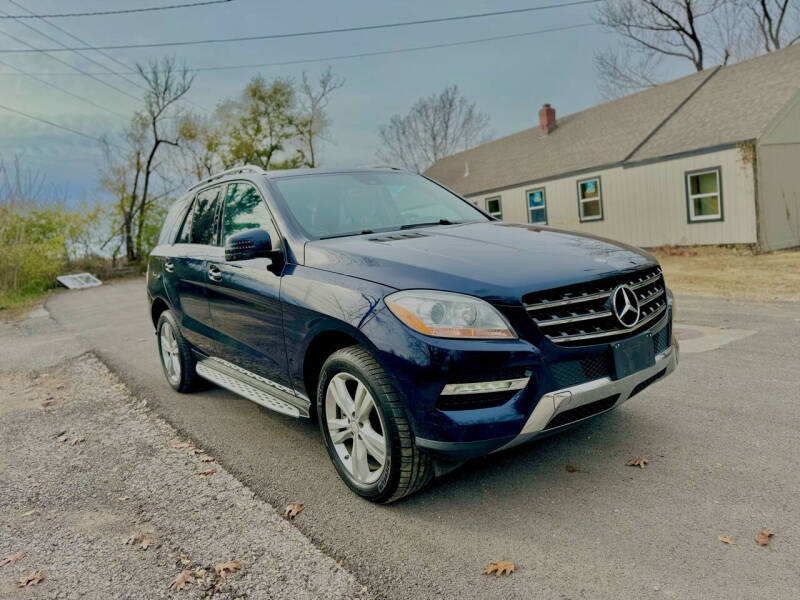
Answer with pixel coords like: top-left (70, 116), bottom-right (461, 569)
top-left (43, 279), bottom-right (800, 599)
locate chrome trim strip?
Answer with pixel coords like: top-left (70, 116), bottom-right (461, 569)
top-left (549, 302), bottom-right (666, 343)
top-left (631, 271), bottom-right (663, 290)
top-left (440, 377), bottom-right (530, 396)
top-left (534, 310), bottom-right (613, 327)
top-left (638, 288), bottom-right (664, 306)
top-left (495, 339), bottom-right (678, 452)
top-left (525, 290), bottom-right (611, 311)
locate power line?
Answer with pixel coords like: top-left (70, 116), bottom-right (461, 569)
top-left (0, 23), bottom-right (596, 76)
top-left (0, 26), bottom-right (142, 102)
top-left (0, 102), bottom-right (124, 149)
top-left (0, 58), bottom-right (127, 118)
top-left (0, 0), bottom-right (602, 53)
top-left (3, 0), bottom-right (210, 114)
top-left (0, 0), bottom-right (234, 19)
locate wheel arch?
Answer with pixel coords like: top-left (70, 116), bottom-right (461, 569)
top-left (150, 296), bottom-right (170, 329)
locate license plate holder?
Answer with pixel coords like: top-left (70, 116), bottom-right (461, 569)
top-left (612, 334), bottom-right (655, 379)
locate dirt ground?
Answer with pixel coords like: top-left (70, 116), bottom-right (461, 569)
top-left (651, 246), bottom-right (800, 301)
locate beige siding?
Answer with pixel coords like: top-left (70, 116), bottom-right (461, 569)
top-left (756, 92), bottom-right (800, 250)
top-left (467, 148), bottom-right (757, 248)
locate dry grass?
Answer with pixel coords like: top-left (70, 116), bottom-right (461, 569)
top-left (651, 246), bottom-right (800, 301)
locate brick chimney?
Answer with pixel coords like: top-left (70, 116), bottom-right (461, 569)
top-left (539, 103), bottom-right (556, 133)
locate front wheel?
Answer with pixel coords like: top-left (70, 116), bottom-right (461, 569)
top-left (317, 346), bottom-right (432, 503)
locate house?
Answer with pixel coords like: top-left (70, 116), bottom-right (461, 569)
top-left (425, 45), bottom-right (800, 251)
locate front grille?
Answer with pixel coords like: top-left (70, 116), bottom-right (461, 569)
top-left (523, 266), bottom-right (667, 346)
top-left (544, 394), bottom-right (619, 429)
top-left (437, 390), bottom-right (516, 411)
top-left (629, 368), bottom-right (667, 399)
top-left (652, 325), bottom-right (670, 355)
top-left (550, 355), bottom-right (612, 388)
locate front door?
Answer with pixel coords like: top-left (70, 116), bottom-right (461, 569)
top-left (165, 185), bottom-right (222, 355)
top-left (205, 182), bottom-right (290, 388)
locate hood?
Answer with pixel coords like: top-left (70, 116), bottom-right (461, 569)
top-left (304, 221), bottom-right (657, 304)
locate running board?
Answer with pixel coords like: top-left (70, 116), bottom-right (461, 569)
top-left (194, 356), bottom-right (310, 418)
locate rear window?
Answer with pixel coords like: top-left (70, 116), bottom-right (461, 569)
top-left (272, 172), bottom-right (487, 239)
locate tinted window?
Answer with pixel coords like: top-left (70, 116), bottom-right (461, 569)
top-left (190, 186), bottom-right (222, 245)
top-left (175, 199), bottom-right (195, 244)
top-left (221, 183), bottom-right (278, 245)
top-left (272, 172), bottom-right (487, 239)
top-left (158, 197), bottom-right (190, 245)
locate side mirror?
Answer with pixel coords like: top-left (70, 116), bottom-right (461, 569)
top-left (224, 228), bottom-right (274, 261)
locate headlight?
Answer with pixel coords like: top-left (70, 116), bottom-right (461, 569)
top-left (384, 290), bottom-right (516, 339)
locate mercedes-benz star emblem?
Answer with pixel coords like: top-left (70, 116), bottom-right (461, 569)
top-left (611, 284), bottom-right (640, 328)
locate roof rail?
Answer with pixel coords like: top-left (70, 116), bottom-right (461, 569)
top-left (187, 164), bottom-right (266, 192)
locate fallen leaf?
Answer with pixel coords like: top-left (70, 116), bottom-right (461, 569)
top-left (0, 551), bottom-right (25, 567)
top-left (717, 535), bottom-right (736, 545)
top-left (170, 440), bottom-right (194, 451)
top-left (200, 455), bottom-right (215, 463)
top-left (57, 434), bottom-right (69, 443)
top-left (626, 457), bottom-right (648, 468)
top-left (283, 502), bottom-right (304, 520)
top-left (484, 561), bottom-right (515, 577)
top-left (17, 571), bottom-right (43, 587)
top-left (169, 569), bottom-right (194, 592)
top-left (71, 437), bottom-right (85, 446)
top-left (214, 560), bottom-right (242, 577)
top-left (755, 529), bottom-right (774, 547)
top-left (565, 464), bottom-right (579, 473)
top-left (127, 533), bottom-right (155, 550)
top-left (21, 509), bottom-right (36, 517)
top-left (41, 399), bottom-right (55, 407)
top-left (199, 467), bottom-right (216, 477)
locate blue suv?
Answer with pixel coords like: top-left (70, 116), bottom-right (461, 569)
top-left (147, 166), bottom-right (678, 502)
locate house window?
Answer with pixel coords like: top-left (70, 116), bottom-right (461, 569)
top-left (577, 177), bottom-right (603, 222)
top-left (527, 188), bottom-right (547, 224)
top-left (486, 196), bottom-right (502, 219)
top-left (686, 167), bottom-right (723, 222)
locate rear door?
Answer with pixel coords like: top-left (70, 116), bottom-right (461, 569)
top-left (205, 182), bottom-right (290, 387)
top-left (164, 185), bottom-right (223, 355)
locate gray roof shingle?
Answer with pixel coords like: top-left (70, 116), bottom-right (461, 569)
top-left (425, 45), bottom-right (800, 196)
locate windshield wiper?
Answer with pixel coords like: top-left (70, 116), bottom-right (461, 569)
top-left (399, 219), bottom-right (461, 230)
top-left (319, 229), bottom-right (374, 240)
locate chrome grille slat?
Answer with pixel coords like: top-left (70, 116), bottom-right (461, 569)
top-left (535, 310), bottom-right (613, 327)
top-left (522, 266), bottom-right (667, 346)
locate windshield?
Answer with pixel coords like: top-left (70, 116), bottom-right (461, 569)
top-left (271, 171), bottom-right (489, 239)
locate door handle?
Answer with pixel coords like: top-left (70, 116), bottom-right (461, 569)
top-left (208, 264), bottom-right (222, 282)
top-left (164, 260), bottom-right (174, 273)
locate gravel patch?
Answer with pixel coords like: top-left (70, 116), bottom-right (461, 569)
top-left (0, 354), bottom-right (370, 599)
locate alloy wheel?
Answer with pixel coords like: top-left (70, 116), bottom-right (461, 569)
top-left (159, 321), bottom-right (181, 385)
top-left (325, 372), bottom-right (387, 485)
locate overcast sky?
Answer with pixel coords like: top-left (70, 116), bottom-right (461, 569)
top-left (0, 0), bottom-right (689, 203)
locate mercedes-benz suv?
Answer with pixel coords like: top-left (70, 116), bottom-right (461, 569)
top-left (147, 165), bottom-right (678, 502)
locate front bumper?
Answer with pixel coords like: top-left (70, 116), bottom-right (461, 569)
top-left (494, 339), bottom-right (678, 452)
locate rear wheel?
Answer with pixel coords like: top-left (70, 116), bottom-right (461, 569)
top-left (156, 310), bottom-right (198, 393)
top-left (317, 345), bottom-right (432, 503)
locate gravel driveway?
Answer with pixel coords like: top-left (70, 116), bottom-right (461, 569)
top-left (0, 352), bottom-right (368, 599)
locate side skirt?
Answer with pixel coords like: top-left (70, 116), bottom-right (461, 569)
top-left (192, 353), bottom-right (311, 418)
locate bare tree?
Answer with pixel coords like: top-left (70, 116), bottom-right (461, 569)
top-left (99, 57), bottom-right (193, 262)
top-left (295, 67), bottom-right (345, 168)
top-left (377, 85), bottom-right (490, 172)
top-left (595, 0), bottom-right (800, 98)
top-left (135, 57), bottom-right (194, 258)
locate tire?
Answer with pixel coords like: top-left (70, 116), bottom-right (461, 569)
top-left (317, 345), bottom-right (433, 503)
top-left (156, 310), bottom-right (198, 393)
